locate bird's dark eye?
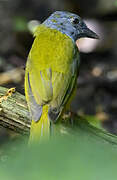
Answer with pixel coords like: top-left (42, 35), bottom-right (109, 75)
top-left (72, 18), bottom-right (79, 24)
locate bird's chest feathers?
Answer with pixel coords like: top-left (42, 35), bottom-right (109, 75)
top-left (29, 27), bottom-right (76, 73)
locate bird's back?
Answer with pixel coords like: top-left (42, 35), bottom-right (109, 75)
top-left (29, 25), bottom-right (75, 74)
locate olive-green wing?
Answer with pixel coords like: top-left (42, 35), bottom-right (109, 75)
top-left (48, 56), bottom-right (79, 122)
top-left (25, 60), bottom-right (53, 122)
top-left (25, 51), bottom-right (79, 122)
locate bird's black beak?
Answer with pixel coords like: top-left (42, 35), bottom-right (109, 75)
top-left (83, 27), bottom-right (99, 39)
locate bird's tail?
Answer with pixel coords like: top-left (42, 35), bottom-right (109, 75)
top-left (29, 105), bottom-right (50, 144)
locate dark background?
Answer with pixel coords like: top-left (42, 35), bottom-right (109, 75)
top-left (0, 0), bottom-right (117, 143)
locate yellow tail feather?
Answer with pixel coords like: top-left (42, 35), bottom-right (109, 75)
top-left (29, 105), bottom-right (50, 144)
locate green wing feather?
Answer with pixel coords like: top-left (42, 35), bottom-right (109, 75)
top-left (25, 52), bottom-right (79, 123)
top-left (48, 51), bottom-right (79, 121)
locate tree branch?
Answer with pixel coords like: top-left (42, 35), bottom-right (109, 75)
top-left (0, 86), bottom-right (30, 135)
top-left (0, 86), bottom-right (117, 145)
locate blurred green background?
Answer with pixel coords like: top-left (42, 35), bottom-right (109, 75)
top-left (1, 129), bottom-right (117, 180)
top-left (0, 0), bottom-right (117, 178)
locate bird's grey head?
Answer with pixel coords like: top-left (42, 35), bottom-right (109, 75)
top-left (43, 11), bottom-right (99, 41)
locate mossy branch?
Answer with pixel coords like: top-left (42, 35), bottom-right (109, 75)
top-left (0, 86), bottom-right (117, 145)
top-left (0, 86), bottom-right (30, 135)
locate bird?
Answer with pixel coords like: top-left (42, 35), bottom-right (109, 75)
top-left (25, 11), bottom-right (99, 143)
